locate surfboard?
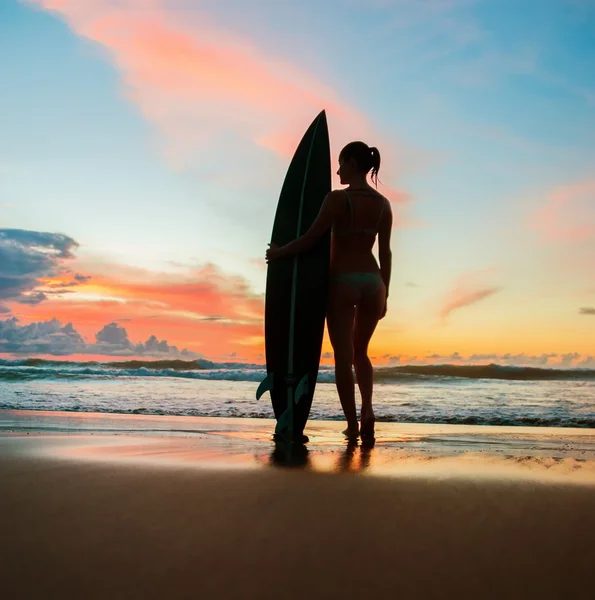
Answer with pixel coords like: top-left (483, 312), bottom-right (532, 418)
top-left (256, 110), bottom-right (331, 442)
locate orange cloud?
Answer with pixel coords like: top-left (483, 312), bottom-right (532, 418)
top-left (439, 268), bottom-right (502, 320)
top-left (10, 260), bottom-right (266, 360)
top-left (530, 180), bottom-right (595, 243)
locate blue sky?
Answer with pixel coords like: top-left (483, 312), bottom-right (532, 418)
top-left (0, 0), bottom-right (594, 364)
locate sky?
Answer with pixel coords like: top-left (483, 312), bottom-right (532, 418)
top-left (1, 0), bottom-right (594, 367)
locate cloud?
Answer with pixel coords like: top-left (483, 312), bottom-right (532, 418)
top-left (8, 258), bottom-right (266, 359)
top-left (467, 353), bottom-right (504, 361)
top-left (576, 356), bottom-right (595, 368)
top-left (580, 307), bottom-right (595, 315)
top-left (557, 352), bottom-right (582, 365)
top-left (102, 262), bottom-right (265, 324)
top-left (96, 321), bottom-right (130, 346)
top-left (529, 180), bottom-right (595, 243)
top-left (2, 235), bottom-right (264, 331)
top-left (0, 228), bottom-right (79, 304)
top-left (385, 355), bottom-right (401, 365)
top-left (46, 274), bottom-right (93, 289)
top-left (0, 317), bottom-right (86, 356)
top-left (440, 286), bottom-right (500, 319)
top-left (0, 228), bottom-right (76, 259)
top-left (26, 0), bottom-right (363, 162)
top-left (25, 0), bottom-right (411, 213)
top-left (388, 351), bottom-right (594, 368)
top-left (439, 268), bottom-right (501, 319)
top-left (43, 289), bottom-right (76, 295)
top-left (17, 292), bottom-right (47, 305)
top-left (94, 322), bottom-right (199, 358)
top-left (426, 351), bottom-right (463, 361)
top-left (0, 316), bottom-right (200, 358)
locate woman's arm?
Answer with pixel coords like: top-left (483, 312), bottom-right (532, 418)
top-left (266, 191), bottom-right (338, 261)
top-left (378, 200), bottom-right (393, 298)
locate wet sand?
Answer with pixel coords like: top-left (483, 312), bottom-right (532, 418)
top-left (1, 411), bottom-right (595, 599)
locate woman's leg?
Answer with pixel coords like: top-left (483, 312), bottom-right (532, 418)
top-left (327, 281), bottom-right (360, 436)
top-left (353, 281), bottom-right (386, 435)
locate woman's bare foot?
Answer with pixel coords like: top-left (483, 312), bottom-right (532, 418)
top-left (360, 407), bottom-right (376, 438)
top-left (342, 423), bottom-right (359, 441)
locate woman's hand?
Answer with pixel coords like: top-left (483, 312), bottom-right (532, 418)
top-left (266, 243), bottom-right (283, 263)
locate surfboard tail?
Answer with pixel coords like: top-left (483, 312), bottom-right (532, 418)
top-left (294, 373), bottom-right (309, 404)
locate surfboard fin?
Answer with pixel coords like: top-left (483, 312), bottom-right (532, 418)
top-left (274, 407), bottom-right (292, 438)
top-left (294, 373), bottom-right (309, 405)
top-left (255, 372), bottom-right (274, 400)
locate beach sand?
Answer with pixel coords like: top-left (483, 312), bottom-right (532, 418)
top-left (2, 410), bottom-right (595, 599)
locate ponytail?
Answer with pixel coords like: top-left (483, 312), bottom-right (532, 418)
top-left (369, 146), bottom-right (381, 187)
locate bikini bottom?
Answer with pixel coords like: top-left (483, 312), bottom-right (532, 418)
top-left (331, 272), bottom-right (383, 293)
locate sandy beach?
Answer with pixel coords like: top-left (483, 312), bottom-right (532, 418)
top-left (2, 411), bottom-right (595, 599)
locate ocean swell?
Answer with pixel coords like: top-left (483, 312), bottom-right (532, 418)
top-left (1, 359), bottom-right (594, 383)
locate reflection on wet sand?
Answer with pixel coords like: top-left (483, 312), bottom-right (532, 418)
top-left (4, 410), bottom-right (595, 484)
top-left (269, 437), bottom-right (377, 473)
top-left (333, 438), bottom-right (376, 472)
top-left (269, 442), bottom-right (310, 468)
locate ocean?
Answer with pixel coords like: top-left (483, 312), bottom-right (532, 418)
top-left (1, 358), bottom-right (594, 428)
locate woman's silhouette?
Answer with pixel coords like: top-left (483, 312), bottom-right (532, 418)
top-left (267, 141), bottom-right (393, 441)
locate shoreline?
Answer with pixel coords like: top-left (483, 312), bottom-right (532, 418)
top-left (5, 407), bottom-right (595, 435)
top-left (2, 409), bottom-right (595, 482)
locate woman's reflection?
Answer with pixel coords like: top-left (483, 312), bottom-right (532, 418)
top-left (268, 437), bottom-right (376, 472)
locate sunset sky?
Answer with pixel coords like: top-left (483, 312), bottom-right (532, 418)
top-left (1, 0), bottom-right (594, 366)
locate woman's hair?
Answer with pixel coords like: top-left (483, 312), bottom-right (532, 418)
top-left (339, 141), bottom-right (381, 186)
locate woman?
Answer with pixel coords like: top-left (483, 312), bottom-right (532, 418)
top-left (266, 141), bottom-right (392, 440)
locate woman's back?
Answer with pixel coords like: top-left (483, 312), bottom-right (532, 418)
top-left (331, 186), bottom-right (389, 274)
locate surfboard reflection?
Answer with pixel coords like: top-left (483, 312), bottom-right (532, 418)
top-left (269, 437), bottom-right (376, 472)
top-left (270, 441), bottom-right (311, 468)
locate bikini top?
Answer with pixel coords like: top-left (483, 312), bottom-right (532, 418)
top-left (333, 189), bottom-right (387, 236)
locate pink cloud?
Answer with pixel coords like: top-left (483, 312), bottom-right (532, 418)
top-left (26, 0), bottom-right (412, 217)
top-left (26, 0), bottom-right (363, 159)
top-left (530, 180), bottom-right (595, 243)
top-left (439, 267), bottom-right (502, 319)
